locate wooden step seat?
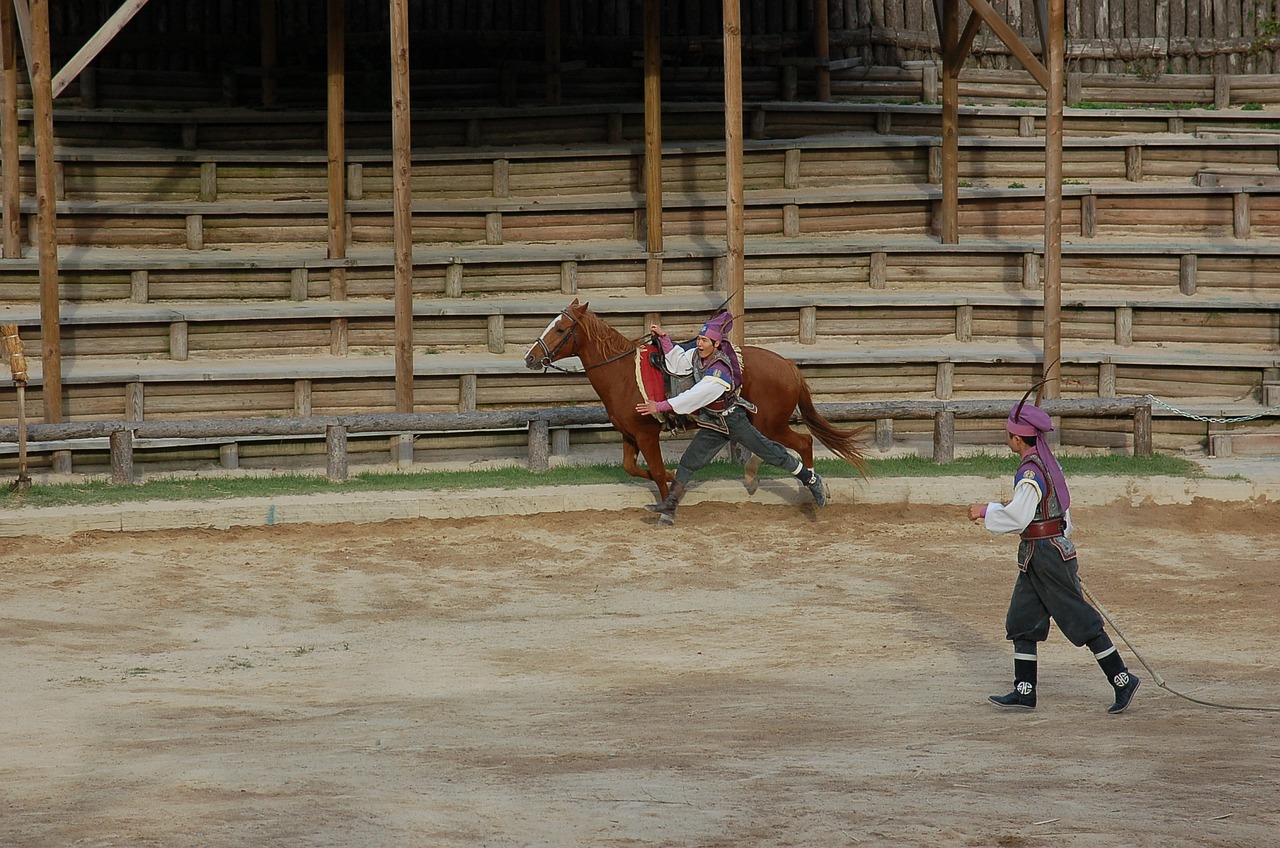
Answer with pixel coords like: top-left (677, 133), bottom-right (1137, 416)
top-left (5, 236), bottom-right (1280, 304)
top-left (1, 288), bottom-right (1274, 361)
top-left (6, 338), bottom-right (1273, 422)
top-left (12, 180), bottom-right (1280, 249)
top-left (12, 132), bottom-right (1280, 205)
top-left (19, 98), bottom-right (1280, 151)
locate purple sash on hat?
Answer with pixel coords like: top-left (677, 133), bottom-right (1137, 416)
top-left (1007, 403), bottom-right (1070, 512)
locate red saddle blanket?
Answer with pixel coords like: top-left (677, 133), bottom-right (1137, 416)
top-left (637, 343), bottom-right (668, 403)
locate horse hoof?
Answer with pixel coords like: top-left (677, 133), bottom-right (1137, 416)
top-left (657, 513), bottom-right (675, 526)
top-left (744, 477), bottom-right (758, 496)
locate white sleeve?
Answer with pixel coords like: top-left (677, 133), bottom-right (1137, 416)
top-left (668, 373), bottom-right (733, 415)
top-left (983, 479), bottom-right (1041, 535)
top-left (664, 344), bottom-right (695, 376)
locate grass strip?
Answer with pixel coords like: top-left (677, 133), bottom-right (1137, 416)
top-left (1, 453), bottom-right (1203, 510)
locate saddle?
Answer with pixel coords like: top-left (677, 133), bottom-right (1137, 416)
top-left (637, 343), bottom-right (696, 433)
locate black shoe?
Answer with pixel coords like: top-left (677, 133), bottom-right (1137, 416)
top-left (1107, 673), bottom-right (1141, 714)
top-left (988, 686), bottom-right (1036, 710)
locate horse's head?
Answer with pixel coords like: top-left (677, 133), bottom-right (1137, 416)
top-left (524, 299), bottom-right (588, 371)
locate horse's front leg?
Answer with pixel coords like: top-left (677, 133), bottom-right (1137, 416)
top-left (621, 429), bottom-right (671, 500)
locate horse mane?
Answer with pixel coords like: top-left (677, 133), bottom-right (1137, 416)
top-left (576, 307), bottom-right (640, 360)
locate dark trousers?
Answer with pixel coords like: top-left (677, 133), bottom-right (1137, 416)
top-left (673, 407), bottom-right (801, 486)
top-left (1005, 540), bottom-right (1106, 648)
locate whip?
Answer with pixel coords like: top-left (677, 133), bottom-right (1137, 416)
top-left (1081, 579), bottom-right (1280, 713)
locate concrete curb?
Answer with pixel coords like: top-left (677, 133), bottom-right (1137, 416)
top-left (0, 473), bottom-right (1273, 538)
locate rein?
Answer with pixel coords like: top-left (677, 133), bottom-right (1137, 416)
top-left (531, 310), bottom-right (649, 374)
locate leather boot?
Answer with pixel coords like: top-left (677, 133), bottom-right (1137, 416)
top-left (645, 482), bottom-right (687, 525)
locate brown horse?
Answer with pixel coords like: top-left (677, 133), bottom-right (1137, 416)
top-left (524, 299), bottom-right (869, 501)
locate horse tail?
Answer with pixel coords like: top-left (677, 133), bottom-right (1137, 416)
top-left (791, 361), bottom-right (871, 476)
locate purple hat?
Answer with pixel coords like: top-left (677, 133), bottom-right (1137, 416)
top-left (1006, 403), bottom-right (1053, 437)
top-left (699, 311), bottom-right (734, 344)
top-left (1007, 399), bottom-right (1070, 511)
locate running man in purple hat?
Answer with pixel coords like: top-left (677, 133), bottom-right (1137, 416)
top-left (966, 399), bottom-right (1141, 714)
top-left (635, 311), bottom-right (827, 525)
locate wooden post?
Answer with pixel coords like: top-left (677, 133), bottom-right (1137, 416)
top-left (933, 409), bottom-right (955, 463)
top-left (939, 0), bottom-right (960, 244)
top-left (528, 418), bottom-right (550, 472)
top-left (30, 0), bottom-right (62, 422)
top-left (1179, 254), bottom-right (1197, 296)
top-left (390, 0), bottom-right (414, 413)
top-left (1041, 0), bottom-right (1065, 401)
top-left (131, 270), bottom-right (149, 303)
top-left (544, 0), bottom-right (562, 105)
top-left (813, 0), bottom-right (830, 101)
top-left (875, 418), bottom-right (894, 451)
top-left (110, 428), bottom-right (134, 484)
top-left (327, 0), bottom-right (349, 358)
top-left (799, 306), bottom-right (816, 344)
top-left (1233, 192), bottom-right (1251, 239)
top-left (1, 0), bottom-right (20, 258)
top-left (199, 162), bottom-right (217, 201)
top-left (169, 321), bottom-right (189, 360)
top-left (722, 0), bottom-right (746, 346)
top-left (260, 0), bottom-right (278, 107)
top-left (326, 423), bottom-right (348, 481)
top-left (459, 373), bottom-right (477, 412)
top-left (1133, 400), bottom-right (1152, 457)
top-left (1114, 306), bottom-right (1133, 347)
top-left (643, 0), bottom-right (663, 290)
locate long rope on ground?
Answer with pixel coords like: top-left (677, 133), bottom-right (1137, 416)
top-left (1081, 580), bottom-right (1280, 713)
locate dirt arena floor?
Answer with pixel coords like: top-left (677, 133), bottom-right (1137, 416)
top-left (2, 497), bottom-right (1278, 848)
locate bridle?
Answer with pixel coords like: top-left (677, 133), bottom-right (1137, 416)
top-left (528, 309), bottom-right (648, 374)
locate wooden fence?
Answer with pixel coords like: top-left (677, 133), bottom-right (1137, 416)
top-left (0, 397), bottom-right (1153, 484)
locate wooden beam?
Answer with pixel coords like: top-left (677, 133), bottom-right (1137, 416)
top-left (260, 0), bottom-right (277, 107)
top-left (50, 0), bottom-right (151, 99)
top-left (939, 0), bottom-right (959, 244)
top-left (29, 0), bottom-right (61, 422)
top-left (946, 6), bottom-right (983, 74)
top-left (10, 0), bottom-right (30, 79)
top-left (722, 0), bottom-right (745, 346)
top-left (327, 0), bottom-right (346, 263)
top-left (389, 0), bottom-right (414, 413)
top-left (544, 0), bottom-right (561, 105)
top-left (963, 0), bottom-right (1049, 90)
top-left (813, 0), bottom-right (830, 101)
top-left (1042, 0), bottom-right (1064, 400)
top-left (2, 0), bottom-right (21, 257)
top-left (643, 0), bottom-right (663, 264)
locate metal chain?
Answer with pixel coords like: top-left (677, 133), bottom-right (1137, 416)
top-left (1145, 394), bottom-right (1280, 424)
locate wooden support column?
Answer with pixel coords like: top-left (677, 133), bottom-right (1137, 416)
top-left (1040, 0), bottom-right (1065, 401)
top-left (390, 0), bottom-right (414, 413)
top-left (326, 424), bottom-right (348, 481)
top-left (30, 0), bottom-right (62, 422)
top-left (813, 0), bottom-right (830, 101)
top-left (260, 0), bottom-right (278, 107)
top-left (110, 428), bottom-right (134, 484)
top-left (643, 0), bottom-right (663, 294)
top-left (544, 0), bottom-right (561, 105)
top-left (939, 1), bottom-right (959, 244)
top-left (327, 0), bottom-right (349, 356)
top-left (722, 0), bottom-right (745, 345)
top-left (1, 0), bottom-right (20, 257)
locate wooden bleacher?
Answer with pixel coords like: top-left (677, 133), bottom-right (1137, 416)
top-left (3, 75), bottom-right (1280, 476)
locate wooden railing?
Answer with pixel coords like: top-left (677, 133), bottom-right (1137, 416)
top-left (0, 397), bottom-right (1153, 484)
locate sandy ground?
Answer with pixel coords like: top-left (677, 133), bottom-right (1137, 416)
top-left (2, 497), bottom-right (1277, 848)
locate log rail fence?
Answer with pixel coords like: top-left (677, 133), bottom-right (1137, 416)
top-left (0, 397), bottom-right (1153, 485)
